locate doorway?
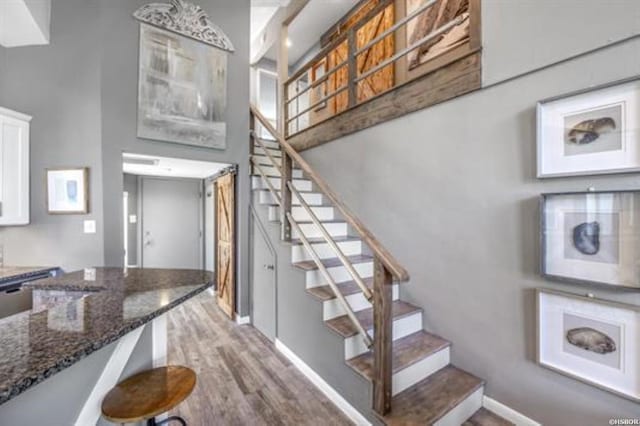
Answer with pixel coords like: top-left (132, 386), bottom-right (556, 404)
top-left (122, 153), bottom-right (232, 272)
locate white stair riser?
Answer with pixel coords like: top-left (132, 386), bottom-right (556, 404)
top-left (258, 191), bottom-right (324, 206)
top-left (323, 285), bottom-right (399, 321)
top-left (253, 154), bottom-right (281, 166)
top-left (269, 205), bottom-right (335, 222)
top-left (305, 261), bottom-right (372, 288)
top-left (294, 222), bottom-right (348, 241)
top-left (291, 240), bottom-right (362, 262)
top-left (254, 146), bottom-right (282, 158)
top-left (344, 311), bottom-right (423, 359)
top-left (392, 348), bottom-right (450, 396)
top-left (434, 387), bottom-right (484, 426)
top-left (252, 176), bottom-right (312, 191)
top-left (254, 139), bottom-right (280, 150)
top-left (252, 164), bottom-right (303, 178)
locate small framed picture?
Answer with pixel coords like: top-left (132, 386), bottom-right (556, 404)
top-left (537, 288), bottom-right (640, 402)
top-left (46, 168), bottom-right (89, 214)
top-left (541, 190), bottom-right (640, 289)
top-left (537, 77), bottom-right (640, 178)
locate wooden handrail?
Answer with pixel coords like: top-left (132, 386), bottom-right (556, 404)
top-left (251, 104), bottom-right (409, 282)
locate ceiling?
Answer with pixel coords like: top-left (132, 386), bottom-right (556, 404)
top-left (0, 0), bottom-right (50, 47)
top-left (261, 0), bottom-right (360, 65)
top-left (122, 153), bottom-right (230, 179)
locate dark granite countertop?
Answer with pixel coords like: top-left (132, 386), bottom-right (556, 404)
top-left (0, 267), bottom-right (59, 285)
top-left (0, 267), bottom-right (213, 405)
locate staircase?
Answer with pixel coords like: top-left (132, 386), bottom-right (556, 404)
top-left (249, 106), bottom-right (514, 426)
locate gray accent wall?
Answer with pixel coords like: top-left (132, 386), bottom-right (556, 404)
top-left (0, 0), bottom-right (105, 272)
top-left (294, 9), bottom-right (640, 426)
top-left (98, 0), bottom-right (251, 315)
top-left (0, 0), bottom-right (251, 315)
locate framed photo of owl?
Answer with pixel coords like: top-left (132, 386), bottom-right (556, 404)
top-left (537, 77), bottom-right (640, 178)
top-left (536, 288), bottom-right (640, 402)
top-left (541, 190), bottom-right (640, 289)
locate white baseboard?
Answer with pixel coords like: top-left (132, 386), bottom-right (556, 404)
top-left (483, 396), bottom-right (540, 426)
top-left (275, 339), bottom-right (371, 426)
top-left (236, 315), bottom-right (251, 325)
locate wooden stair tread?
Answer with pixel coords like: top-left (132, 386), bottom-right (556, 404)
top-left (325, 300), bottom-right (421, 338)
top-left (463, 408), bottom-right (515, 426)
top-left (382, 365), bottom-right (484, 425)
top-left (307, 277), bottom-right (373, 301)
top-left (346, 331), bottom-right (450, 381)
top-left (293, 254), bottom-right (373, 271)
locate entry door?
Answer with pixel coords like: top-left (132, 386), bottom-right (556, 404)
top-left (141, 177), bottom-right (202, 269)
top-left (215, 172), bottom-right (235, 319)
top-left (251, 213), bottom-right (276, 341)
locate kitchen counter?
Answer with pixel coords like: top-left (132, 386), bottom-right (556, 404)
top-left (0, 267), bottom-right (213, 406)
top-left (0, 266), bottom-right (60, 289)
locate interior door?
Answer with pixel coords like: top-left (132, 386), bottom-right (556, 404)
top-left (215, 172), bottom-right (236, 320)
top-left (141, 177), bottom-right (202, 269)
top-left (251, 212), bottom-right (276, 341)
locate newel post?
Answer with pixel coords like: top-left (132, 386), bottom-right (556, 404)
top-left (373, 257), bottom-right (393, 415)
top-left (281, 153), bottom-right (293, 242)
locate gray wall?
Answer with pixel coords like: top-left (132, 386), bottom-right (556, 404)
top-left (293, 3), bottom-right (640, 424)
top-left (0, 0), bottom-right (251, 315)
top-left (98, 0), bottom-right (251, 315)
top-left (0, 0), bottom-right (105, 272)
top-left (123, 173), bottom-right (138, 266)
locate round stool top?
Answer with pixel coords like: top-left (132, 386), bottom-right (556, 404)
top-left (102, 365), bottom-right (196, 423)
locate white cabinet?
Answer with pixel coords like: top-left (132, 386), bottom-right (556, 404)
top-left (0, 107), bottom-right (30, 225)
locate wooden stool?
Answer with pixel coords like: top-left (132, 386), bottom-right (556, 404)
top-left (102, 365), bottom-right (196, 426)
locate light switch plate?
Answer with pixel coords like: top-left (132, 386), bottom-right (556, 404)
top-left (84, 220), bottom-right (96, 234)
top-left (129, 214), bottom-right (137, 224)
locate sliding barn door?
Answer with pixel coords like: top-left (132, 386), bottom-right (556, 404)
top-left (215, 172), bottom-right (236, 320)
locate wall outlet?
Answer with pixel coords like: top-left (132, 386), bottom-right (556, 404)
top-left (84, 220), bottom-right (96, 234)
top-left (129, 214), bottom-right (137, 224)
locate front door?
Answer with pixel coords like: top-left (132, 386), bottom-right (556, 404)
top-left (141, 177), bottom-right (202, 269)
top-left (215, 172), bottom-right (236, 320)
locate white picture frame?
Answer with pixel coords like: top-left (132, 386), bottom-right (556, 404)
top-left (541, 191), bottom-right (640, 289)
top-left (537, 289), bottom-right (640, 402)
top-left (537, 78), bottom-right (640, 178)
top-left (46, 168), bottom-right (89, 215)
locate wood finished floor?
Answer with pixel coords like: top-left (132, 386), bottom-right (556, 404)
top-left (168, 292), bottom-right (354, 426)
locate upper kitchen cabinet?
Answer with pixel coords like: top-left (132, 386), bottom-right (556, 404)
top-left (0, 107), bottom-right (31, 226)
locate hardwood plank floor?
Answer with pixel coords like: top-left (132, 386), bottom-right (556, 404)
top-left (168, 292), bottom-right (354, 426)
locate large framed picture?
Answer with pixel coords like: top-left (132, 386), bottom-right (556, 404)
top-left (46, 168), bottom-right (89, 214)
top-left (537, 288), bottom-right (640, 402)
top-left (537, 77), bottom-right (640, 177)
top-left (541, 190), bottom-right (640, 290)
top-left (137, 23), bottom-right (228, 149)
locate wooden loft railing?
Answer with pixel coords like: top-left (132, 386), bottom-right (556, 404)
top-left (284, 0), bottom-right (481, 146)
top-left (250, 104), bottom-right (409, 414)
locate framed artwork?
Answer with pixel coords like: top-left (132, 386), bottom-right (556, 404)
top-left (537, 77), bottom-right (640, 177)
top-left (541, 190), bottom-right (640, 289)
top-left (137, 23), bottom-right (228, 149)
top-left (537, 288), bottom-right (640, 402)
top-left (46, 168), bottom-right (89, 214)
